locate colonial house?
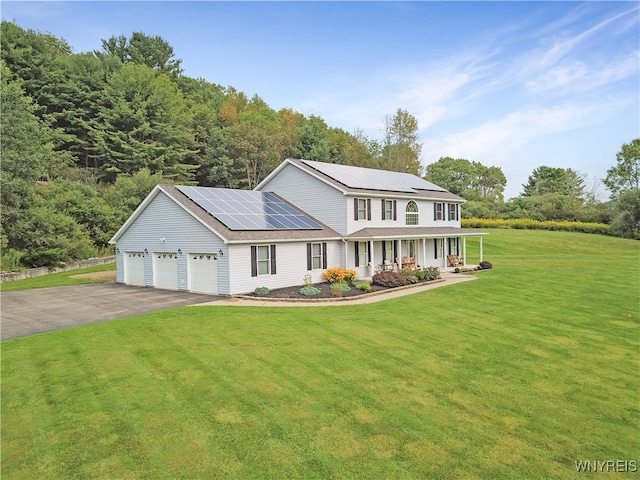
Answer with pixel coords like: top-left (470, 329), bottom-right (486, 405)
top-left (109, 158), bottom-right (486, 295)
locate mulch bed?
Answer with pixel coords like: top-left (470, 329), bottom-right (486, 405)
top-left (247, 279), bottom-right (437, 300)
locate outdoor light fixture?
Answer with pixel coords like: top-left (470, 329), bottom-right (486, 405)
top-left (219, 249), bottom-right (224, 256)
top-left (178, 248), bottom-right (182, 254)
top-left (144, 248), bottom-right (148, 254)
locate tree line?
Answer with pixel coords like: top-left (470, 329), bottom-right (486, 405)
top-left (1, 22), bottom-right (638, 269)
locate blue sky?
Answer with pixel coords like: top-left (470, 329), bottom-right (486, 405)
top-left (2, 1), bottom-right (638, 199)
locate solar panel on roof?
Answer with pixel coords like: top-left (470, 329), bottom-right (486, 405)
top-left (176, 186), bottom-right (322, 231)
top-left (301, 159), bottom-right (447, 193)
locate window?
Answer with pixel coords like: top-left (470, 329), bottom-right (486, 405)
top-left (382, 199), bottom-right (397, 220)
top-left (354, 241), bottom-right (369, 267)
top-left (251, 245), bottom-right (276, 276)
top-left (434, 238), bottom-right (444, 259)
top-left (448, 238), bottom-right (459, 256)
top-left (354, 198), bottom-right (371, 221)
top-left (406, 201), bottom-right (419, 225)
top-left (434, 202), bottom-right (444, 221)
top-left (448, 203), bottom-right (459, 221)
top-left (307, 242), bottom-right (327, 270)
top-left (383, 240), bottom-right (394, 263)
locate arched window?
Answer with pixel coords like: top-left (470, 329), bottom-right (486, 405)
top-left (405, 201), bottom-right (419, 225)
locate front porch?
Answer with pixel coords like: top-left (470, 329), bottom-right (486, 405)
top-left (344, 227), bottom-right (487, 278)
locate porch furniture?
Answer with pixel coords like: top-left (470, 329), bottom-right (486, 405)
top-left (383, 260), bottom-right (394, 271)
top-left (447, 255), bottom-right (464, 267)
top-left (401, 256), bottom-right (416, 269)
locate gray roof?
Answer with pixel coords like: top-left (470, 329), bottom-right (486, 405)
top-left (345, 226), bottom-right (487, 240)
top-left (163, 184), bottom-right (341, 243)
top-left (289, 158), bottom-right (465, 202)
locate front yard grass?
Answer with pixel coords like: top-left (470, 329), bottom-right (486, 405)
top-left (2, 230), bottom-right (638, 479)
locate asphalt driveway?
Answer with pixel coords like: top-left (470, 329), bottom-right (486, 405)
top-left (1, 283), bottom-right (219, 340)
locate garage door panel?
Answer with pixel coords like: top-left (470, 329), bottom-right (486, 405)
top-left (154, 253), bottom-right (178, 290)
top-left (125, 252), bottom-right (145, 286)
top-left (189, 253), bottom-right (218, 294)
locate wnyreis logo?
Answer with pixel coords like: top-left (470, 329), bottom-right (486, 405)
top-left (575, 460), bottom-right (637, 473)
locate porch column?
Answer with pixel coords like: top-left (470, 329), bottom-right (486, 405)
top-left (463, 237), bottom-right (467, 265)
top-left (480, 236), bottom-right (484, 262)
top-left (443, 237), bottom-right (448, 270)
top-left (398, 241), bottom-right (402, 269)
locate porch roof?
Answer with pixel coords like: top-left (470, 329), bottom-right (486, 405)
top-left (345, 226), bottom-right (487, 240)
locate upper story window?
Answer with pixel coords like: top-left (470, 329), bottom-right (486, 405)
top-left (354, 198), bottom-right (371, 221)
top-left (448, 203), bottom-right (459, 221)
top-left (434, 202), bottom-right (445, 221)
top-left (406, 201), bottom-right (419, 225)
top-left (382, 199), bottom-right (397, 221)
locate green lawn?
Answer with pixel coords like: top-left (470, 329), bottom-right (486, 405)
top-left (2, 230), bottom-right (639, 479)
top-left (0, 262), bottom-right (115, 291)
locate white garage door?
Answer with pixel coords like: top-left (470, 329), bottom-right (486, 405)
top-left (154, 253), bottom-right (178, 290)
top-left (189, 253), bottom-right (218, 294)
top-left (125, 252), bottom-right (145, 286)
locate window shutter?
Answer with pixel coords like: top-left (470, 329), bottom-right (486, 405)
top-left (434, 239), bottom-right (438, 259)
top-left (393, 200), bottom-right (397, 220)
top-left (367, 199), bottom-right (371, 220)
top-left (367, 243), bottom-right (371, 263)
top-left (434, 203), bottom-right (437, 221)
top-left (354, 242), bottom-right (360, 267)
top-left (306, 243), bottom-right (312, 271)
top-left (447, 203), bottom-right (451, 220)
top-left (382, 241), bottom-right (386, 261)
top-left (270, 245), bottom-right (276, 275)
top-left (381, 199), bottom-right (386, 220)
top-left (251, 246), bottom-right (257, 277)
top-left (322, 242), bottom-right (327, 269)
top-left (456, 204), bottom-right (459, 220)
top-left (393, 240), bottom-right (398, 260)
top-left (354, 198), bottom-right (358, 220)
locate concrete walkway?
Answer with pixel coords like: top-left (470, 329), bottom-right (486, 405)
top-left (192, 272), bottom-right (477, 308)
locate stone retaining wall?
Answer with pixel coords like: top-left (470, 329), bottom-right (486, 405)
top-left (0, 256), bottom-right (116, 283)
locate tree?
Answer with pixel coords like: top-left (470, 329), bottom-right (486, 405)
top-left (609, 189), bottom-right (640, 239)
top-left (91, 63), bottom-right (196, 181)
top-left (379, 108), bottom-right (422, 175)
top-left (521, 166), bottom-right (585, 200)
top-left (604, 138), bottom-right (640, 199)
top-left (424, 157), bottom-right (506, 202)
top-left (98, 32), bottom-right (183, 77)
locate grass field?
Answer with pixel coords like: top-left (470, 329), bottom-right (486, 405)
top-left (0, 262), bottom-right (116, 292)
top-left (2, 230), bottom-right (638, 479)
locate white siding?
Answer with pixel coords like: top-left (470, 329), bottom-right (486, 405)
top-left (228, 240), bottom-right (343, 294)
top-left (257, 163), bottom-right (348, 234)
top-left (115, 191), bottom-right (227, 293)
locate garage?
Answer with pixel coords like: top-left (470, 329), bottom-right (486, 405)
top-left (189, 253), bottom-right (218, 294)
top-left (154, 253), bottom-right (178, 290)
top-left (124, 252), bottom-right (145, 286)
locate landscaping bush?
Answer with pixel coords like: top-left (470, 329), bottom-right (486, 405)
top-left (422, 266), bottom-right (441, 281)
top-left (462, 217), bottom-right (610, 235)
top-left (415, 269), bottom-right (427, 280)
top-left (299, 285), bottom-right (321, 296)
top-left (405, 275), bottom-right (419, 284)
top-left (330, 283), bottom-right (344, 297)
top-left (372, 271), bottom-right (408, 288)
top-left (355, 281), bottom-right (372, 292)
top-left (322, 267), bottom-right (358, 284)
top-left (254, 287), bottom-right (270, 296)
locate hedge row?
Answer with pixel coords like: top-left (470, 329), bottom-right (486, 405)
top-left (462, 218), bottom-right (610, 235)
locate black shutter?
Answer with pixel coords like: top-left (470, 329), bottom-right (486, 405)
top-left (393, 200), bottom-right (397, 220)
top-left (367, 243), bottom-right (371, 263)
top-left (382, 241), bottom-right (386, 261)
top-left (354, 198), bottom-right (358, 220)
top-left (456, 204), bottom-right (459, 220)
top-left (381, 199), bottom-right (386, 220)
top-left (354, 242), bottom-right (360, 267)
top-left (251, 246), bottom-right (257, 277)
top-left (306, 243), bottom-right (312, 271)
top-left (367, 199), bottom-right (371, 220)
top-left (270, 245), bottom-right (276, 275)
top-left (322, 242), bottom-right (327, 269)
top-left (434, 203), bottom-right (437, 221)
top-left (434, 239), bottom-right (438, 259)
top-left (393, 240), bottom-right (398, 260)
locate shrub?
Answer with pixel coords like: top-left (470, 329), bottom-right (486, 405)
top-left (405, 275), bottom-right (419, 284)
top-left (330, 283), bottom-right (344, 297)
top-left (254, 287), bottom-right (270, 296)
top-left (355, 281), bottom-right (372, 292)
top-left (462, 217), bottom-right (610, 235)
top-left (415, 269), bottom-right (427, 280)
top-left (322, 267), bottom-right (357, 284)
top-left (372, 271), bottom-right (408, 288)
top-left (1, 248), bottom-right (23, 272)
top-left (479, 261), bottom-right (493, 270)
top-left (299, 285), bottom-right (321, 296)
top-left (422, 266), bottom-right (441, 281)
top-left (303, 273), bottom-right (313, 286)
